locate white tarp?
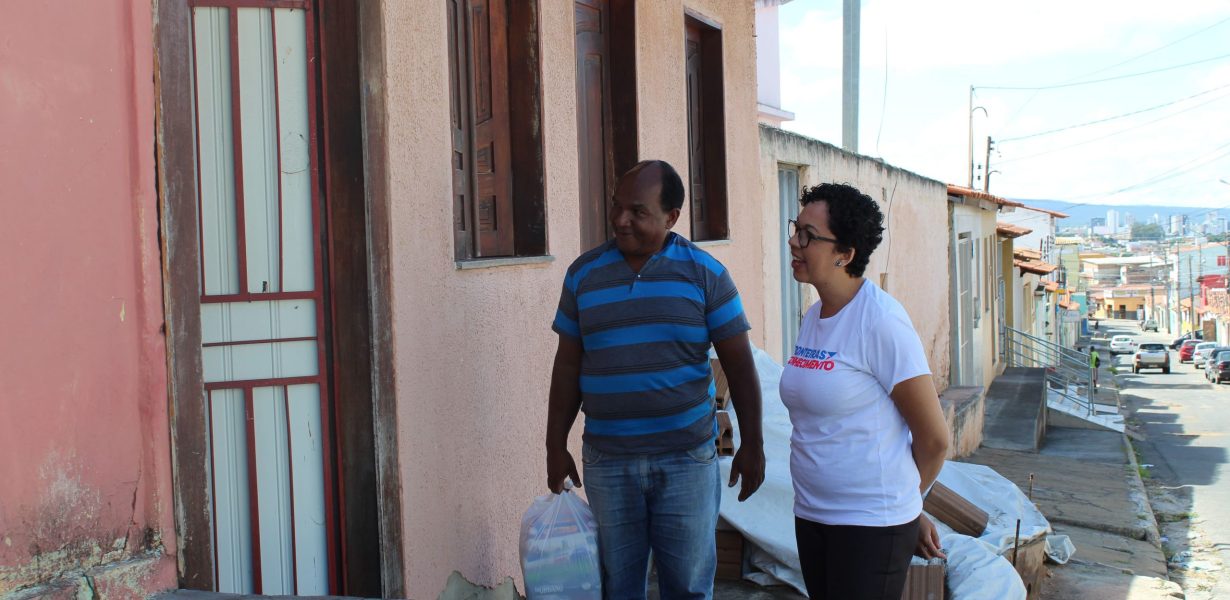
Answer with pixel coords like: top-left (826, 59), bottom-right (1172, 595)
top-left (717, 347), bottom-right (1071, 599)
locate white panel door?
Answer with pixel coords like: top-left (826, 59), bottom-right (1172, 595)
top-left (190, 3), bottom-right (332, 595)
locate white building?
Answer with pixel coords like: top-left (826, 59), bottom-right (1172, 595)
top-left (1171, 214), bottom-right (1186, 236)
top-left (755, 0), bottom-right (795, 128)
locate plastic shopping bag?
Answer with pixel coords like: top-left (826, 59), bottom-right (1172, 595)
top-left (519, 487), bottom-right (602, 600)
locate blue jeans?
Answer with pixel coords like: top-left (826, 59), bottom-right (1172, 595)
top-left (582, 440), bottom-right (720, 600)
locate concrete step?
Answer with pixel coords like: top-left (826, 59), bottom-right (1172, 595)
top-left (982, 367), bottom-right (1048, 452)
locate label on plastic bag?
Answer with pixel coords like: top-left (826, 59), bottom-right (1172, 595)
top-left (519, 491), bottom-right (602, 600)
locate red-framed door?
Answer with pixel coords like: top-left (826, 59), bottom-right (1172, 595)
top-left (188, 1), bottom-right (338, 593)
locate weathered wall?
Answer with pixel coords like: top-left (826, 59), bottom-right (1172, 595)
top-left (758, 126), bottom-right (952, 390)
top-left (373, 1), bottom-right (763, 596)
top-left (0, 1), bottom-right (178, 596)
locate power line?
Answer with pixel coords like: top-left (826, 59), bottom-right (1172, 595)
top-left (977, 51), bottom-right (1230, 91)
top-left (1069, 15), bottom-right (1230, 81)
top-left (1101, 142), bottom-right (1230, 197)
top-left (998, 16), bottom-right (1230, 131)
top-left (997, 90), bottom-right (1230, 165)
top-left (998, 83), bottom-right (1230, 143)
top-left (1019, 142), bottom-right (1230, 210)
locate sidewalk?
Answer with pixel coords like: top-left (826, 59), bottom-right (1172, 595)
top-left (1027, 327), bottom-right (1182, 598)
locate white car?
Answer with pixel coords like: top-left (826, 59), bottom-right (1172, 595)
top-left (1133, 343), bottom-right (1170, 374)
top-left (1109, 335), bottom-right (1136, 355)
top-left (1192, 342), bottom-right (1218, 367)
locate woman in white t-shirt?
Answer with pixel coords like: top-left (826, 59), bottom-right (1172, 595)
top-left (780, 183), bottom-right (950, 599)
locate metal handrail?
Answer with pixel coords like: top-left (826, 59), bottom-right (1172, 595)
top-left (1003, 326), bottom-right (1097, 416)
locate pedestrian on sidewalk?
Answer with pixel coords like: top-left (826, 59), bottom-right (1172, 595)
top-left (780, 183), bottom-right (950, 600)
top-left (1089, 346), bottom-right (1101, 389)
top-left (544, 160), bottom-right (766, 600)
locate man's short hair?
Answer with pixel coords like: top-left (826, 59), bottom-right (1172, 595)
top-left (630, 160), bottom-right (685, 212)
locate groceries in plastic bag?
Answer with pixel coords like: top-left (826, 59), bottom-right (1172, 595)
top-left (519, 487), bottom-right (602, 600)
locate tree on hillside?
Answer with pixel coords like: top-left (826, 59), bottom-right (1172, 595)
top-left (1131, 223), bottom-right (1165, 241)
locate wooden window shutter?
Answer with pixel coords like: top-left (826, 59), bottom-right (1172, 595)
top-left (684, 23), bottom-right (708, 239)
top-left (447, 0), bottom-right (474, 259)
top-left (467, 0), bottom-right (515, 257)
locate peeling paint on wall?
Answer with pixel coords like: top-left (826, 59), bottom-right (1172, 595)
top-left (0, 454), bottom-right (162, 597)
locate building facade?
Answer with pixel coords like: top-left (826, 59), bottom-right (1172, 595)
top-left (3, 1), bottom-right (773, 598)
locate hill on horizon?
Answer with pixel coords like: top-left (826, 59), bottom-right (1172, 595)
top-left (1008, 198), bottom-right (1218, 227)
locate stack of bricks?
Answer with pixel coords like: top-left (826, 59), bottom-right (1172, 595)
top-left (714, 528), bottom-right (744, 580)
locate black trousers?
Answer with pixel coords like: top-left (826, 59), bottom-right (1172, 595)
top-left (795, 516), bottom-right (920, 600)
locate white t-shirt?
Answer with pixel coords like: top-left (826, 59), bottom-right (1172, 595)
top-left (779, 279), bottom-right (932, 527)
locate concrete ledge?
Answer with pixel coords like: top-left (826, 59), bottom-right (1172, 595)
top-left (940, 386), bottom-right (985, 459)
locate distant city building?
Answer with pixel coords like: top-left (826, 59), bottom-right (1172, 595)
top-left (1107, 209), bottom-right (1120, 234)
top-left (1089, 217), bottom-right (1109, 237)
top-left (1153, 212), bottom-right (1161, 225)
top-left (1171, 214), bottom-right (1186, 236)
top-left (1125, 212), bottom-right (1137, 227)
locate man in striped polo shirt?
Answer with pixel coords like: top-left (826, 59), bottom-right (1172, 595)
top-left (546, 160), bottom-right (765, 599)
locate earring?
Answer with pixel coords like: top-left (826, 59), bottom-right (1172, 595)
top-left (835, 260), bottom-right (845, 267)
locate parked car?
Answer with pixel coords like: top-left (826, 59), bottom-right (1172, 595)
top-left (1133, 343), bottom-right (1170, 374)
top-left (1208, 351), bottom-right (1230, 384)
top-left (1141, 319), bottom-right (1159, 332)
top-left (1180, 339), bottom-right (1201, 362)
top-left (1205, 349), bottom-right (1230, 381)
top-left (1192, 342), bottom-right (1218, 367)
top-left (1109, 335), bottom-right (1137, 355)
top-left (1199, 346), bottom-right (1230, 377)
top-left (1171, 330), bottom-right (1204, 349)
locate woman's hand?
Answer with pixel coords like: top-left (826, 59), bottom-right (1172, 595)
top-left (915, 514), bottom-right (946, 559)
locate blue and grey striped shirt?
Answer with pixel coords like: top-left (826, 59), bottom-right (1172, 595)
top-left (553, 233), bottom-right (751, 454)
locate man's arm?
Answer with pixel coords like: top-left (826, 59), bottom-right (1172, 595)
top-left (713, 332), bottom-right (764, 501)
top-left (545, 334), bottom-right (584, 493)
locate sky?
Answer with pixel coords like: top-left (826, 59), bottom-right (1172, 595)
top-left (777, 0), bottom-right (1230, 212)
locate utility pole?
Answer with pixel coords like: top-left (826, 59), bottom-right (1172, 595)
top-left (841, 0), bottom-right (860, 153)
top-left (983, 136), bottom-right (995, 193)
top-left (1190, 254), bottom-right (1197, 332)
top-left (967, 86), bottom-right (974, 188)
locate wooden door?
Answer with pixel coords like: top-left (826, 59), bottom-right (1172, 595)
top-left (575, 0), bottom-right (615, 251)
top-left (190, 4), bottom-right (334, 593)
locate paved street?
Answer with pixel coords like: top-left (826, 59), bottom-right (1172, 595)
top-left (1102, 320), bottom-right (1230, 598)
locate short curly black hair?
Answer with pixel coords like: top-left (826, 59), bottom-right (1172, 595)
top-left (798, 183), bottom-right (885, 277)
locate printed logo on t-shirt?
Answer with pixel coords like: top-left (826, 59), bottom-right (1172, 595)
top-left (787, 346), bottom-right (837, 371)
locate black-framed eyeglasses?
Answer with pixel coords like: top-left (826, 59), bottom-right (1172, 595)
top-left (788, 219), bottom-right (840, 249)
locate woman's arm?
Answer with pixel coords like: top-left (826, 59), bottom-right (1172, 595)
top-left (891, 374), bottom-right (950, 558)
top-left (891, 374), bottom-right (949, 490)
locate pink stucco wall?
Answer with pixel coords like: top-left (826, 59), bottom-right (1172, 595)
top-left (374, 1), bottom-right (763, 596)
top-left (0, 2), bottom-right (178, 595)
